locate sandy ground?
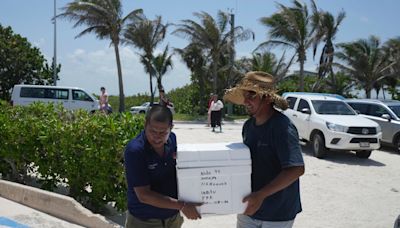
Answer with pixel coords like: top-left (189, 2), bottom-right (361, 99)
top-left (173, 121), bottom-right (400, 228)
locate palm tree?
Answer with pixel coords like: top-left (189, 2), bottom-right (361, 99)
top-left (58, 0), bottom-right (143, 112)
top-left (237, 51), bottom-right (294, 84)
top-left (258, 0), bottom-right (317, 91)
top-left (311, 6), bottom-right (346, 91)
top-left (335, 36), bottom-right (394, 98)
top-left (152, 45), bottom-right (173, 92)
top-left (124, 16), bottom-right (168, 104)
top-left (175, 43), bottom-right (209, 114)
top-left (173, 10), bottom-right (254, 94)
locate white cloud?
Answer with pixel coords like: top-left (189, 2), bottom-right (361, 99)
top-left (58, 46), bottom-right (190, 96)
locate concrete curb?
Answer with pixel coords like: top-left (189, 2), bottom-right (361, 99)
top-left (0, 180), bottom-right (120, 228)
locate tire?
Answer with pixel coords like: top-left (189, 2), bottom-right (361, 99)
top-left (356, 150), bottom-right (372, 159)
top-left (394, 137), bottom-right (400, 154)
top-left (312, 133), bottom-right (327, 158)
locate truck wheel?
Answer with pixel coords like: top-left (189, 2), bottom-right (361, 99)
top-left (312, 133), bottom-right (327, 159)
top-left (356, 150), bottom-right (372, 159)
top-left (395, 137), bottom-right (400, 154)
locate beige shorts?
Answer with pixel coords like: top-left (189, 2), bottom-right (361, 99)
top-left (125, 211), bottom-right (184, 228)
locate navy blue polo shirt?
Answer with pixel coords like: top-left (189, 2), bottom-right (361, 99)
top-left (124, 131), bottom-right (178, 220)
top-left (242, 112), bottom-right (304, 221)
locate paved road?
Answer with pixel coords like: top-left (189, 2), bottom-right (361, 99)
top-left (0, 197), bottom-right (83, 228)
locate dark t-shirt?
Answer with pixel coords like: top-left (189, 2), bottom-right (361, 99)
top-left (124, 131), bottom-right (178, 220)
top-left (242, 111), bottom-right (304, 221)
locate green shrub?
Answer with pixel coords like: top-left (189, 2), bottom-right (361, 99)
top-left (0, 102), bottom-right (144, 212)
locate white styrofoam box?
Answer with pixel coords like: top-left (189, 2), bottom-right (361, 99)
top-left (176, 142), bottom-right (251, 215)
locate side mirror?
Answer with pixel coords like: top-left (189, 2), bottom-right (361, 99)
top-left (381, 114), bottom-right (391, 121)
top-left (301, 108), bottom-right (311, 114)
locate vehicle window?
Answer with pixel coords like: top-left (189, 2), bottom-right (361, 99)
top-left (297, 99), bottom-right (310, 112)
top-left (72, 90), bottom-right (93, 101)
top-left (347, 103), bottom-right (368, 114)
top-left (286, 96), bottom-right (297, 109)
top-left (367, 104), bottom-right (389, 117)
top-left (45, 89), bottom-right (68, 99)
top-left (312, 100), bottom-right (356, 115)
top-left (388, 105), bottom-right (400, 118)
top-left (20, 87), bottom-right (45, 98)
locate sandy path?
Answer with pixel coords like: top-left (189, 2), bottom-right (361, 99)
top-left (173, 121), bottom-right (400, 228)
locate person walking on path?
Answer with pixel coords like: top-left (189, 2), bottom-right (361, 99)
top-left (209, 94), bottom-right (224, 132)
top-left (124, 105), bottom-right (201, 228)
top-left (224, 71), bottom-right (305, 228)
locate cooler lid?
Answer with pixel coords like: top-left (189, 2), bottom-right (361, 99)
top-left (177, 142), bottom-right (251, 168)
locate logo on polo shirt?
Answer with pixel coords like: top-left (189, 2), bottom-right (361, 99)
top-left (148, 163), bottom-right (158, 170)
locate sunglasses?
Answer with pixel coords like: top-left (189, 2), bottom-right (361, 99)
top-left (243, 91), bottom-right (258, 100)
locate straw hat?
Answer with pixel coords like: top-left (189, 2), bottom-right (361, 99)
top-left (223, 71), bottom-right (288, 110)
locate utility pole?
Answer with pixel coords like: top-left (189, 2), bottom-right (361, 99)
top-left (53, 0), bottom-right (57, 86)
top-left (227, 11), bottom-right (235, 116)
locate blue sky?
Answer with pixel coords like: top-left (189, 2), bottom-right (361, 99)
top-left (1, 0), bottom-right (400, 96)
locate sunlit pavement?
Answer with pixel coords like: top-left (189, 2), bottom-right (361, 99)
top-left (0, 197), bottom-right (83, 228)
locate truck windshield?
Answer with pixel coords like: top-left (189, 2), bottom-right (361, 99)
top-left (312, 100), bottom-right (356, 115)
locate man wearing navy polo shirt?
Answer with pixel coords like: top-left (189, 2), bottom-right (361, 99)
top-left (224, 71), bottom-right (305, 228)
top-left (124, 105), bottom-right (201, 228)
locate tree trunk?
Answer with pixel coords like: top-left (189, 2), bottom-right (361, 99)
top-left (212, 55), bottom-right (218, 94)
top-left (113, 43), bottom-right (125, 112)
top-left (149, 73), bottom-right (154, 104)
top-left (299, 59), bottom-right (305, 92)
top-left (365, 87), bottom-right (371, 98)
top-left (157, 76), bottom-right (162, 91)
top-left (197, 71), bottom-right (206, 115)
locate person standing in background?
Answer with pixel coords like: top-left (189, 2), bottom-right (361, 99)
top-left (99, 87), bottom-right (109, 113)
top-left (209, 94), bottom-right (224, 132)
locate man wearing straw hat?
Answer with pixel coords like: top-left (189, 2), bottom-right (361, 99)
top-left (224, 71), bottom-right (305, 228)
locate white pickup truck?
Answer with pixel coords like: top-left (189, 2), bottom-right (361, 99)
top-left (282, 92), bottom-right (382, 159)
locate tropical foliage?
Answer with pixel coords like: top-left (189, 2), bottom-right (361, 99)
top-left (124, 15), bottom-right (168, 104)
top-left (335, 36), bottom-right (395, 98)
top-left (173, 10), bottom-right (254, 94)
top-left (0, 102), bottom-right (144, 211)
top-left (258, 0), bottom-right (318, 91)
top-left (152, 45), bottom-right (173, 92)
top-left (311, 5), bottom-right (346, 91)
top-left (0, 24), bottom-right (56, 100)
top-left (58, 0), bottom-right (143, 112)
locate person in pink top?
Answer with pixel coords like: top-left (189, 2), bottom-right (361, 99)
top-left (99, 87), bottom-right (109, 113)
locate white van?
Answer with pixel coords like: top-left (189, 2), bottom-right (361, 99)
top-left (11, 84), bottom-right (99, 113)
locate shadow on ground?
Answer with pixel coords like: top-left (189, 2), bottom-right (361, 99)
top-left (301, 145), bottom-right (386, 167)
